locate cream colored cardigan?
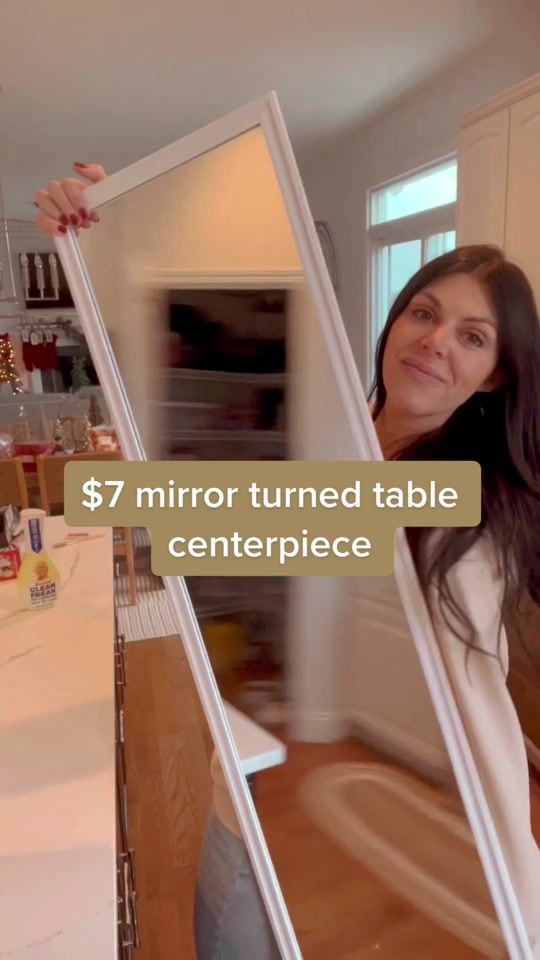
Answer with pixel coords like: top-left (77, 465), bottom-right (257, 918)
top-left (429, 535), bottom-right (540, 953)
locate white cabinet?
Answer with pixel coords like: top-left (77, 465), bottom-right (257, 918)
top-left (457, 72), bottom-right (540, 305)
top-left (505, 88), bottom-right (540, 293)
top-left (456, 108), bottom-right (509, 248)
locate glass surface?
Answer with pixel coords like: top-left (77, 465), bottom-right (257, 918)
top-left (374, 230), bottom-right (457, 342)
top-left (371, 160), bottom-right (457, 226)
top-left (426, 229), bottom-right (457, 259)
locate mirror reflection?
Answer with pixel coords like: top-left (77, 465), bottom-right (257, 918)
top-left (27, 119), bottom-right (540, 960)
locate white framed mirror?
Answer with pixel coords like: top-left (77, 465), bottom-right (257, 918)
top-left (54, 91), bottom-right (535, 959)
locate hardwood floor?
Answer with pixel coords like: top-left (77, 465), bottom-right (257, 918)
top-left (256, 738), bottom-right (497, 960)
top-left (123, 635), bottom-right (539, 960)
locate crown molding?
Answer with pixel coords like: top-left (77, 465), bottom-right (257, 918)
top-left (460, 71), bottom-right (540, 129)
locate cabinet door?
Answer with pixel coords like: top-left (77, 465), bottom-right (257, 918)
top-left (456, 108), bottom-right (509, 247)
top-left (505, 89), bottom-right (540, 305)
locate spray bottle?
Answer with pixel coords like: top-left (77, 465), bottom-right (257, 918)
top-left (17, 509), bottom-right (61, 610)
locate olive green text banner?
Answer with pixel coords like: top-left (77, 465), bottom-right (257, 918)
top-left (64, 460), bottom-right (481, 576)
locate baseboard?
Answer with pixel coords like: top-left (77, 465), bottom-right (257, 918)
top-left (348, 710), bottom-right (452, 785)
top-left (289, 711), bottom-right (348, 743)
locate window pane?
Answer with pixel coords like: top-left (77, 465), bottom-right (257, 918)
top-left (425, 230), bottom-right (456, 261)
top-left (374, 239), bottom-right (421, 340)
top-left (389, 239), bottom-right (422, 308)
top-left (371, 161), bottom-right (457, 226)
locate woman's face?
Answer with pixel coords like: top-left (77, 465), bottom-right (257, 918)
top-left (382, 272), bottom-right (500, 422)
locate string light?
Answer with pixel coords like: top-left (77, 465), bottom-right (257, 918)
top-left (0, 333), bottom-right (24, 394)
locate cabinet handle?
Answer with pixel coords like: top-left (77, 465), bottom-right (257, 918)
top-left (131, 903), bottom-right (140, 949)
top-left (117, 853), bottom-right (140, 951)
top-left (116, 632), bottom-right (127, 685)
top-left (123, 782), bottom-right (129, 830)
top-left (123, 860), bottom-right (132, 925)
top-left (116, 737), bottom-right (127, 781)
top-left (115, 674), bottom-right (125, 712)
top-left (120, 928), bottom-right (136, 950)
top-left (115, 707), bottom-right (125, 745)
top-left (116, 863), bottom-right (129, 929)
top-left (118, 913), bottom-right (136, 949)
top-left (115, 650), bottom-right (127, 688)
top-left (127, 850), bottom-right (140, 949)
top-left (127, 847), bottom-right (137, 894)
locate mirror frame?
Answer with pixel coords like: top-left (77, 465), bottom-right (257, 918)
top-left (55, 90), bottom-right (532, 959)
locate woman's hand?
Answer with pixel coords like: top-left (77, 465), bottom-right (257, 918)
top-left (34, 162), bottom-right (108, 236)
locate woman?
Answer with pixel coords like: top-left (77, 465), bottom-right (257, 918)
top-left (34, 166), bottom-right (540, 951)
top-left (366, 244), bottom-right (540, 953)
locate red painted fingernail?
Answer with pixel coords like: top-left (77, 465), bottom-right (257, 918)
top-left (79, 207), bottom-right (89, 219)
top-left (58, 225), bottom-right (67, 235)
top-left (74, 162), bottom-right (87, 168)
top-left (70, 214), bottom-right (79, 226)
top-left (60, 214), bottom-right (69, 226)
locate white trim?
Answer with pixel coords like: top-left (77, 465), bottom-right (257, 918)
top-left (460, 71), bottom-right (540, 129)
top-left (364, 216), bottom-right (374, 390)
top-left (368, 202), bottom-right (456, 245)
top-left (349, 710), bottom-right (451, 784)
top-left (129, 267), bottom-right (304, 290)
top-left (55, 90), bottom-right (533, 959)
top-left (289, 710), bottom-right (348, 743)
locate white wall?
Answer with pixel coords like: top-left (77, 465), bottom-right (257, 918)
top-left (300, 14), bottom-right (540, 387)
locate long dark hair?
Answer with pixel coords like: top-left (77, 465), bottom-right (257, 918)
top-left (370, 244), bottom-right (540, 660)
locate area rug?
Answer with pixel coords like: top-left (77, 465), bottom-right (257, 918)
top-left (299, 762), bottom-right (505, 958)
top-left (114, 574), bottom-right (178, 642)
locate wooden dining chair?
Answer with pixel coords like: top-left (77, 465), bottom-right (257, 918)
top-left (36, 450), bottom-right (121, 515)
top-left (36, 450), bottom-right (138, 606)
top-left (0, 457), bottom-right (29, 510)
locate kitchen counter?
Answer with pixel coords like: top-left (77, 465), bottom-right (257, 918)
top-left (0, 515), bottom-right (286, 960)
top-left (0, 516), bottom-right (116, 960)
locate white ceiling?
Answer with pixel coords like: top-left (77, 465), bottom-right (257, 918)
top-left (0, 0), bottom-right (537, 218)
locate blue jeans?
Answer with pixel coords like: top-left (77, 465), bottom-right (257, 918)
top-left (194, 810), bottom-right (282, 960)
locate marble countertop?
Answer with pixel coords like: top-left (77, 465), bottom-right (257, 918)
top-left (0, 515), bottom-right (286, 960)
top-left (0, 516), bottom-right (116, 960)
